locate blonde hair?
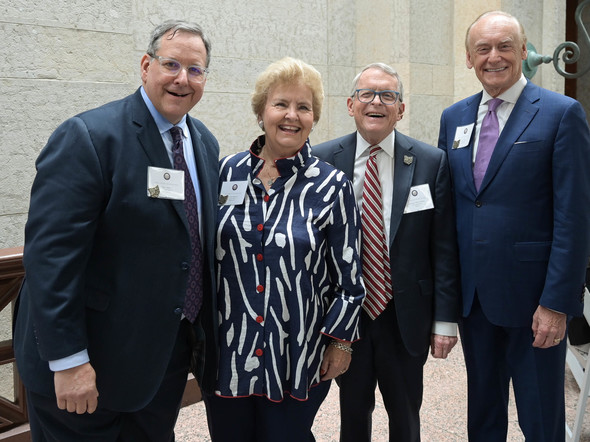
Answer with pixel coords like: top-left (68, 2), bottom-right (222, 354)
top-left (251, 57), bottom-right (324, 123)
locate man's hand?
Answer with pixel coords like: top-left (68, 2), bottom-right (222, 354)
top-left (532, 305), bottom-right (567, 348)
top-left (54, 362), bottom-right (99, 414)
top-left (430, 334), bottom-right (458, 359)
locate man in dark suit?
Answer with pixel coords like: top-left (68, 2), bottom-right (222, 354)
top-left (313, 63), bottom-right (460, 442)
top-left (438, 11), bottom-right (590, 441)
top-left (13, 20), bottom-right (219, 441)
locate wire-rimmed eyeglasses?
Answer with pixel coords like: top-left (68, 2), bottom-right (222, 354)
top-left (149, 54), bottom-right (209, 83)
top-left (354, 89), bottom-right (400, 105)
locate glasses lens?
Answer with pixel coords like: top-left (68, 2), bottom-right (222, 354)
top-left (380, 92), bottom-right (398, 105)
top-left (357, 90), bottom-right (376, 103)
top-left (158, 58), bottom-right (181, 75)
top-left (187, 66), bottom-right (206, 83)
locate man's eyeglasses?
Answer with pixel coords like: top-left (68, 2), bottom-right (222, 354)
top-left (149, 54), bottom-right (209, 83)
top-left (354, 89), bottom-right (400, 105)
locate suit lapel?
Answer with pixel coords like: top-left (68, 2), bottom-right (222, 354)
top-left (331, 133), bottom-right (357, 180)
top-left (187, 118), bottom-right (215, 240)
top-left (457, 93), bottom-right (481, 195)
top-left (479, 82), bottom-right (540, 192)
top-left (131, 90), bottom-right (188, 227)
top-left (390, 131), bottom-right (415, 243)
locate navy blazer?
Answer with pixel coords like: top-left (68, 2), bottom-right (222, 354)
top-left (14, 88), bottom-right (219, 410)
top-left (313, 131), bottom-right (460, 356)
top-left (438, 81), bottom-right (590, 327)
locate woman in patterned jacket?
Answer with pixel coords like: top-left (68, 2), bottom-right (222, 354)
top-left (204, 57), bottom-right (366, 441)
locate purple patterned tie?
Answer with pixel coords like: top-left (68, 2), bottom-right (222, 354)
top-left (170, 126), bottom-right (203, 322)
top-left (473, 98), bottom-right (503, 191)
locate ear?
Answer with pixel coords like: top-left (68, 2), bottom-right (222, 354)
top-left (347, 96), bottom-right (355, 117)
top-left (397, 102), bottom-right (406, 120)
top-left (521, 42), bottom-right (528, 61)
top-left (140, 54), bottom-right (151, 83)
top-left (466, 50), bottom-right (474, 69)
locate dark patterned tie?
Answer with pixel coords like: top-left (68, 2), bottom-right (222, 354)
top-left (170, 126), bottom-right (203, 322)
top-left (361, 145), bottom-right (393, 319)
top-left (473, 98), bottom-right (503, 191)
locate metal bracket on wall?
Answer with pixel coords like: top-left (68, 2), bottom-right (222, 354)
top-left (523, 0), bottom-right (590, 79)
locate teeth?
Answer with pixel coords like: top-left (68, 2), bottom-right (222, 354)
top-left (281, 125), bottom-right (299, 131)
top-left (486, 68), bottom-right (505, 72)
top-left (368, 113), bottom-right (383, 117)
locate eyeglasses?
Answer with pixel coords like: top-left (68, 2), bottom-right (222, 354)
top-left (149, 54), bottom-right (209, 83)
top-left (354, 89), bottom-right (400, 105)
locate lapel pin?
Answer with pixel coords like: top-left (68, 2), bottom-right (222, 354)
top-left (403, 155), bottom-right (414, 165)
top-left (148, 185), bottom-right (160, 198)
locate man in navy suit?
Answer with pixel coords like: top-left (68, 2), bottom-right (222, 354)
top-left (438, 11), bottom-right (590, 441)
top-left (313, 63), bottom-right (460, 441)
top-left (13, 20), bottom-right (219, 441)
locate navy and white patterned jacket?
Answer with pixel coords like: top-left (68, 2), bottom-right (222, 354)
top-left (214, 136), bottom-right (365, 401)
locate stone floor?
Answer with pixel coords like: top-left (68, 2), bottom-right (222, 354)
top-left (175, 341), bottom-right (590, 441)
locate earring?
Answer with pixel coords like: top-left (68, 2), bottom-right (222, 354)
top-left (258, 120), bottom-right (264, 130)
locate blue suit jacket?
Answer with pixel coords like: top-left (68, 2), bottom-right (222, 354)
top-left (438, 81), bottom-right (590, 327)
top-left (14, 88), bottom-right (219, 410)
top-left (313, 131), bottom-right (460, 356)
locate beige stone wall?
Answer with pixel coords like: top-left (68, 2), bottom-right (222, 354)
top-left (0, 0), bottom-right (569, 249)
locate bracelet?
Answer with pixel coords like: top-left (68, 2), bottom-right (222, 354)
top-left (330, 340), bottom-right (353, 354)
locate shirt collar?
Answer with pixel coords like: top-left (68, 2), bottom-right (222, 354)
top-left (481, 74), bottom-right (527, 105)
top-left (140, 86), bottom-right (188, 137)
top-left (249, 135), bottom-right (312, 178)
top-left (354, 130), bottom-right (396, 160)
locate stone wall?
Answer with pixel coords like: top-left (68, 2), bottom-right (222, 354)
top-left (0, 0), bottom-right (567, 249)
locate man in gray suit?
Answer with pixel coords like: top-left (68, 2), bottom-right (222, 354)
top-left (14, 20), bottom-right (219, 441)
top-left (313, 63), bottom-right (460, 442)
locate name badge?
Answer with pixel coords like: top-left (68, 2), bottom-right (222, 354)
top-left (219, 181), bottom-right (248, 206)
top-left (404, 184), bottom-right (434, 214)
top-left (147, 166), bottom-right (184, 200)
top-left (452, 123), bottom-right (475, 149)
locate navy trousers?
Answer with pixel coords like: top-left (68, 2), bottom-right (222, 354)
top-left (461, 295), bottom-right (567, 442)
top-left (26, 319), bottom-right (194, 442)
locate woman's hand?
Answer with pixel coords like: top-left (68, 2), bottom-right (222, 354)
top-left (320, 341), bottom-right (352, 381)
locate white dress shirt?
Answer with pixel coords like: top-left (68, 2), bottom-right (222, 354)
top-left (352, 131), bottom-right (456, 337)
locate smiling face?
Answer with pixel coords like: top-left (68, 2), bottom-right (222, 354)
top-left (347, 68), bottom-right (405, 146)
top-left (466, 14), bottom-right (527, 97)
top-left (260, 81), bottom-right (315, 158)
top-left (140, 30), bottom-right (208, 124)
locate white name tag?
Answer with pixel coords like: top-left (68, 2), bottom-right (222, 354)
top-left (452, 123), bottom-right (475, 149)
top-left (219, 181), bottom-right (248, 206)
top-left (147, 166), bottom-right (184, 200)
top-left (404, 184), bottom-right (434, 214)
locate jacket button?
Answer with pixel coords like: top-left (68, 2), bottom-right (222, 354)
top-left (475, 200), bottom-right (482, 208)
top-left (256, 315), bottom-right (264, 323)
top-left (257, 285), bottom-right (264, 293)
top-left (181, 262), bottom-right (190, 270)
top-left (264, 195), bottom-right (270, 202)
top-left (257, 224), bottom-right (264, 231)
top-left (255, 348), bottom-right (263, 357)
top-left (256, 253), bottom-right (263, 261)
top-left (174, 307), bottom-right (183, 315)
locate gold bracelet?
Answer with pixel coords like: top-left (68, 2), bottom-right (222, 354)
top-left (330, 340), bottom-right (353, 354)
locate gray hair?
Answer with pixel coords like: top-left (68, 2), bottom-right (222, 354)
top-left (146, 20), bottom-right (212, 67)
top-left (350, 62), bottom-right (404, 103)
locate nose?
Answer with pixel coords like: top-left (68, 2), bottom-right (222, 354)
top-left (284, 104), bottom-right (298, 119)
top-left (174, 67), bottom-right (190, 85)
top-left (488, 47), bottom-right (502, 62)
